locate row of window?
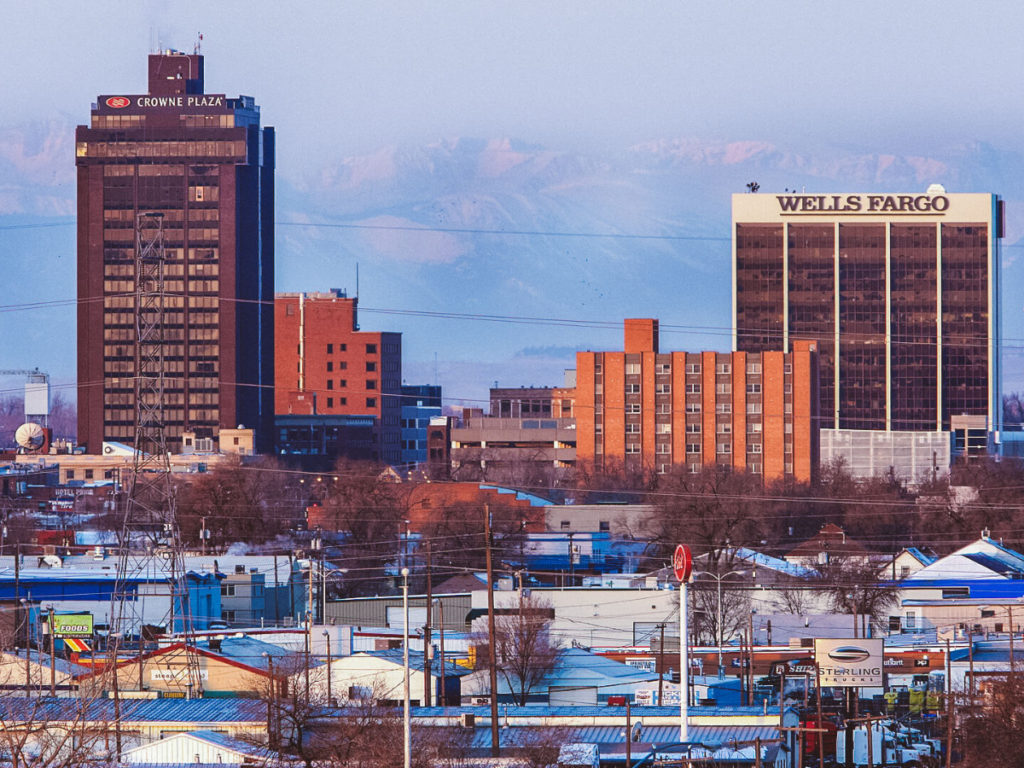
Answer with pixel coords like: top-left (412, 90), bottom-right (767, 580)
top-left (327, 343), bottom-right (378, 355)
top-left (602, 362), bottom-right (791, 375)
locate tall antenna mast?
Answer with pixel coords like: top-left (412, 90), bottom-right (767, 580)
top-left (110, 213), bottom-right (200, 727)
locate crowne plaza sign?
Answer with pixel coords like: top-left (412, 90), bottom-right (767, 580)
top-left (776, 194), bottom-right (950, 214)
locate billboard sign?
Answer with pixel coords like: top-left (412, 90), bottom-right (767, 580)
top-left (814, 638), bottom-right (883, 687)
top-left (51, 614), bottom-right (94, 638)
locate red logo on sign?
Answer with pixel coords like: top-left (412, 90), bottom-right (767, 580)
top-left (105, 96), bottom-right (130, 109)
top-left (673, 544), bottom-right (692, 583)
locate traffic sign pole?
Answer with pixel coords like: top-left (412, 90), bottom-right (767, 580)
top-left (673, 544), bottom-right (692, 744)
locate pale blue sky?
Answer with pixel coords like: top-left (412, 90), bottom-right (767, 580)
top-left (7, 1), bottom-right (1024, 171)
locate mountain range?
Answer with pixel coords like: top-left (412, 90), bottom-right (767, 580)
top-left (3, 119), bottom-right (1024, 409)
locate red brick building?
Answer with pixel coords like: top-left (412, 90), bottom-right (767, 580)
top-left (574, 319), bottom-right (819, 483)
top-left (274, 291), bottom-right (401, 464)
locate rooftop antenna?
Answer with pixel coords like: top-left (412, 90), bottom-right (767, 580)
top-left (194, 32), bottom-right (203, 55)
top-left (356, 262), bottom-right (360, 300)
top-left (434, 352), bottom-right (438, 386)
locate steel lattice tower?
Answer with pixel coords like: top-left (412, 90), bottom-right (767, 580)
top-left (110, 212), bottom-right (200, 703)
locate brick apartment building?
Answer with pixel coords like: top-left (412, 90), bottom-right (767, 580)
top-left (274, 291), bottom-right (401, 464)
top-left (574, 319), bottom-right (819, 482)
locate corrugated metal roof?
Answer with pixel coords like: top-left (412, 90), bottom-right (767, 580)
top-left (467, 724), bottom-right (780, 750)
top-left (0, 697), bottom-right (266, 723)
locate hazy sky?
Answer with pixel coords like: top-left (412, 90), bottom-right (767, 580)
top-left (8, 1), bottom-right (1024, 172)
top-left (6, 1), bottom-right (1024, 407)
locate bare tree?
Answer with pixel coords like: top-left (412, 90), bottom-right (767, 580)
top-left (643, 464), bottom-right (767, 569)
top-left (689, 579), bottom-right (753, 647)
top-left (176, 455), bottom-right (303, 545)
top-left (960, 672), bottom-right (1024, 767)
top-left (814, 555), bottom-right (899, 637)
top-left (474, 595), bottom-right (562, 706)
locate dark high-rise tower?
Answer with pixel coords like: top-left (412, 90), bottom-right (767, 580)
top-left (732, 189), bottom-right (1002, 476)
top-left (76, 51), bottom-right (274, 453)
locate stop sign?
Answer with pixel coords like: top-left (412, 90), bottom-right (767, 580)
top-left (673, 544), bottom-right (692, 583)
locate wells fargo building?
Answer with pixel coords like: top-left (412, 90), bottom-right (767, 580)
top-left (733, 190), bottom-right (1002, 476)
top-left (76, 53), bottom-right (275, 453)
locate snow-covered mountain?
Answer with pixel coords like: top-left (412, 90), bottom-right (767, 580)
top-left (3, 123), bottom-right (1024, 405)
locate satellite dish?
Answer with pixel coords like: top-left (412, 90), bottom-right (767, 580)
top-left (15, 422), bottom-right (45, 451)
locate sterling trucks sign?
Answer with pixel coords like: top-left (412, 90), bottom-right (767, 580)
top-left (814, 638), bottom-right (884, 687)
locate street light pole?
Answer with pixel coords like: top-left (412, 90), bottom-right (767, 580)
top-left (401, 566), bottom-right (411, 768)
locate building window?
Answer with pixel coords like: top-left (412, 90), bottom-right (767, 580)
top-left (327, 380), bottom-right (334, 390)
top-left (221, 584), bottom-right (236, 597)
top-left (339, 379), bottom-right (347, 387)
top-left (626, 384), bottom-right (641, 394)
top-left (685, 402), bottom-right (700, 414)
top-left (748, 443), bottom-right (762, 454)
top-left (656, 363), bottom-right (671, 374)
top-left (595, 423), bottom-right (603, 434)
top-left (746, 362), bottom-right (762, 374)
top-left (686, 383), bottom-right (701, 394)
top-left (561, 521), bottom-right (571, 530)
top-left (655, 383), bottom-right (671, 395)
top-left (686, 423), bottom-right (701, 434)
top-left (716, 443), bottom-right (731, 454)
top-left (716, 423), bottom-right (732, 434)
top-left (339, 361), bottom-right (348, 370)
top-left (784, 402), bottom-right (793, 414)
top-left (340, 343), bottom-right (347, 352)
top-left (716, 383), bottom-right (731, 395)
top-left (686, 443), bottom-right (700, 454)
top-left (626, 403), bottom-right (641, 414)
top-left (626, 363), bottom-right (641, 375)
top-left (656, 443), bottom-right (670, 454)
top-left (784, 422), bottom-right (793, 434)
top-left (327, 397), bottom-right (334, 408)
top-left (658, 403), bottom-right (672, 414)
top-left (366, 380), bottom-right (377, 390)
top-left (366, 343), bottom-right (377, 354)
top-left (626, 443), bottom-right (641, 454)
top-left (784, 461), bottom-right (794, 474)
top-left (784, 363), bottom-right (792, 374)
top-left (716, 403), bottom-right (731, 414)
top-left (595, 363), bottom-right (603, 374)
top-left (685, 363), bottom-right (701, 374)
top-left (748, 422), bottom-right (762, 434)
top-left (748, 463), bottom-right (762, 474)
top-left (689, 463), bottom-right (701, 474)
top-left (784, 382), bottom-right (792, 394)
top-left (366, 398), bottom-right (376, 408)
top-left (655, 423), bottom-right (671, 434)
top-left (327, 344), bottom-right (333, 354)
top-left (626, 423), bottom-right (641, 434)
top-left (366, 362), bottom-right (377, 372)
top-left (327, 361), bottom-right (333, 372)
top-left (599, 521), bottom-right (610, 532)
top-left (716, 363), bottom-right (731, 374)
top-left (340, 397), bottom-right (347, 405)
top-left (747, 403), bottom-right (762, 414)
top-left (747, 383), bottom-right (761, 394)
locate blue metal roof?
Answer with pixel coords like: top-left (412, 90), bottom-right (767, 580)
top-left (479, 484), bottom-right (553, 506)
top-left (411, 704), bottom-right (779, 718)
top-left (466, 724), bottom-right (781, 751)
top-left (0, 697), bottom-right (267, 723)
top-left (901, 579), bottom-right (1024, 599)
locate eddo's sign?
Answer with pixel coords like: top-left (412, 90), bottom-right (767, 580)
top-left (814, 638), bottom-right (884, 687)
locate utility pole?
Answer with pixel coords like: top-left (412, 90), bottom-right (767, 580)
top-left (47, 607), bottom-right (55, 697)
top-left (423, 540), bottom-right (432, 707)
top-left (484, 505), bottom-right (500, 757)
top-left (658, 623), bottom-right (665, 705)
